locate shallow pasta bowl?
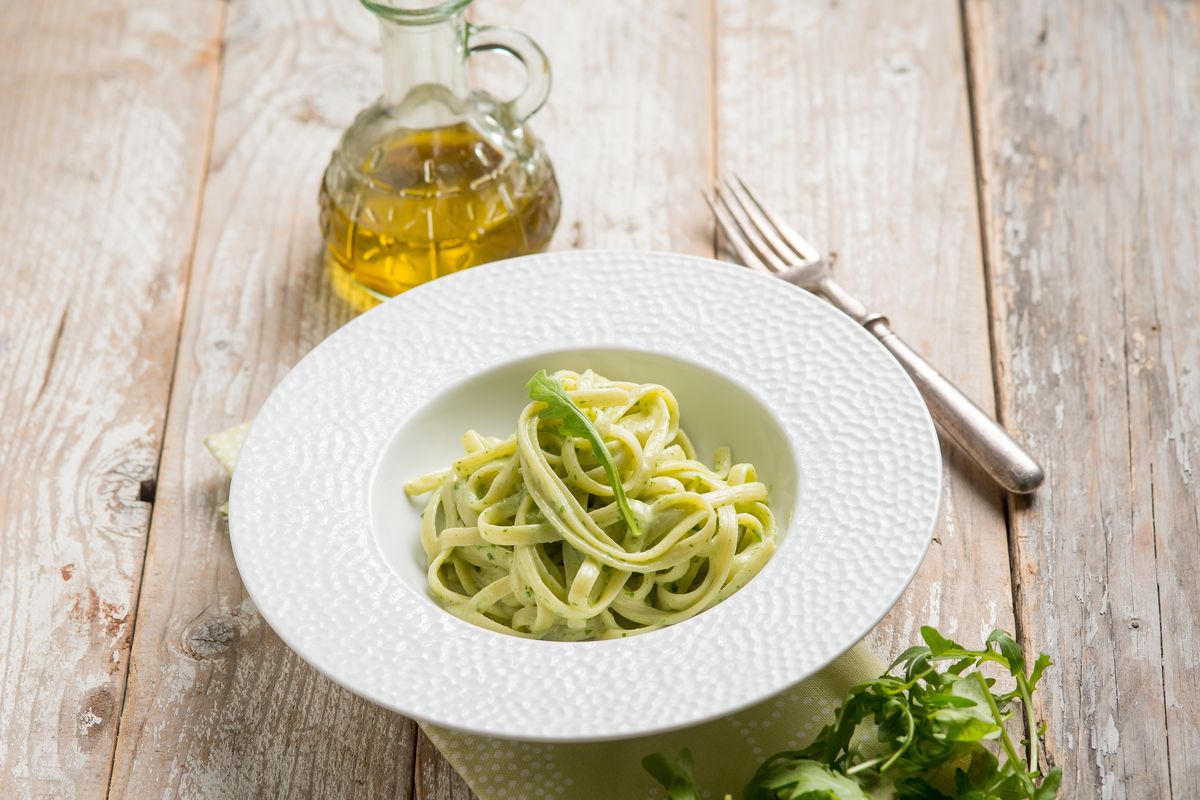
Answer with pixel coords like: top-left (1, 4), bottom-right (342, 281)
top-left (228, 250), bottom-right (942, 742)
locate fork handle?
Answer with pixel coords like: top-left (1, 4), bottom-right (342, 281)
top-left (862, 317), bottom-right (1044, 494)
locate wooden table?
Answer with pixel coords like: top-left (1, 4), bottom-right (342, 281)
top-left (2, 1), bottom-right (1197, 796)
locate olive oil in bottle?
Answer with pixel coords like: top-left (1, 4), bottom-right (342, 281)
top-left (319, 121), bottom-right (560, 300)
top-left (318, 0), bottom-right (561, 304)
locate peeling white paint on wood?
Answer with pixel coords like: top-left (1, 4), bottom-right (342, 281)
top-left (104, 0), bottom-right (419, 796)
top-left (965, 0), bottom-right (1200, 795)
top-left (0, 1), bottom-right (223, 795)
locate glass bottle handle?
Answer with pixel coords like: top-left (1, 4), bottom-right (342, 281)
top-left (466, 25), bottom-right (551, 123)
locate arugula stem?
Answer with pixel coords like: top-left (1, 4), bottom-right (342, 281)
top-left (878, 700), bottom-right (915, 773)
top-left (1017, 673), bottom-right (1039, 774)
top-left (845, 756), bottom-right (886, 776)
top-left (975, 671), bottom-right (1036, 795)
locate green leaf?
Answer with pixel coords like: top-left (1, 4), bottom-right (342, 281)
top-left (949, 656), bottom-right (977, 675)
top-left (932, 675), bottom-right (1002, 742)
top-left (1034, 768), bottom-right (1063, 800)
top-left (962, 747), bottom-right (1000, 788)
top-left (921, 626), bottom-right (960, 656)
top-left (889, 645), bottom-right (932, 671)
top-left (650, 626), bottom-right (1061, 800)
top-left (1028, 653), bottom-right (1052, 687)
top-left (744, 758), bottom-right (871, 800)
top-left (922, 693), bottom-right (979, 709)
top-left (935, 714), bottom-right (1002, 743)
top-left (527, 370), bottom-right (640, 536)
top-left (642, 749), bottom-right (699, 800)
top-left (986, 630), bottom-right (1026, 676)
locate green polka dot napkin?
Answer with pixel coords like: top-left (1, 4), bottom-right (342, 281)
top-left (206, 423), bottom-right (883, 799)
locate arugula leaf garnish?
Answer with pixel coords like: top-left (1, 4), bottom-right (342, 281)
top-left (745, 757), bottom-right (870, 800)
top-left (645, 626), bottom-right (1062, 799)
top-left (642, 749), bottom-right (701, 800)
top-left (526, 370), bottom-right (640, 536)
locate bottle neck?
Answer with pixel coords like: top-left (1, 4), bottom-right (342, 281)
top-left (378, 15), bottom-right (470, 124)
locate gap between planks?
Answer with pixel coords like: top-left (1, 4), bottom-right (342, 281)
top-left (954, 0), bottom-right (1036, 765)
top-left (102, 3), bottom-right (233, 797)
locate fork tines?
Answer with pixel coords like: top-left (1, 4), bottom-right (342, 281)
top-left (705, 176), bottom-right (822, 274)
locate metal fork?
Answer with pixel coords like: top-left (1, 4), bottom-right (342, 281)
top-left (706, 176), bottom-right (1044, 494)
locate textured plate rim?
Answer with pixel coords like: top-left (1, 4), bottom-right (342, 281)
top-left (229, 249), bottom-right (942, 742)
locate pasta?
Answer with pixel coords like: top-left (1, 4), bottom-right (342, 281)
top-left (404, 369), bottom-right (778, 640)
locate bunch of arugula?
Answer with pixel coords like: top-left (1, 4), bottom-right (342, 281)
top-left (644, 626), bottom-right (1061, 799)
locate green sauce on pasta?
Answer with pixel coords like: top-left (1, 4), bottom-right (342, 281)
top-left (404, 370), bottom-right (778, 640)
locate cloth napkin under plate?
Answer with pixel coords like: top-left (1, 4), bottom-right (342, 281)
top-left (205, 423), bottom-right (884, 799)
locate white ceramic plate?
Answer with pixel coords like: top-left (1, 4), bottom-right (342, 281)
top-left (229, 250), bottom-right (941, 742)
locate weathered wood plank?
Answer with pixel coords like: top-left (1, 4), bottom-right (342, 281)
top-left (0, 1), bottom-right (224, 795)
top-left (105, 0), bottom-right (419, 796)
top-left (414, 0), bottom-right (715, 793)
top-left (964, 1), bottom-right (1200, 796)
top-left (475, 0), bottom-right (714, 259)
top-left (715, 0), bottom-right (1016, 665)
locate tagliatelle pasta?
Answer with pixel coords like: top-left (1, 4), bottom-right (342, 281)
top-left (404, 369), bottom-right (777, 640)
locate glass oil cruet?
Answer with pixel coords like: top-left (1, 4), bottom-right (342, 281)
top-left (319, 0), bottom-right (561, 302)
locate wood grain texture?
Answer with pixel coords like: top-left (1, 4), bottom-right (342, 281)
top-left (714, 0), bottom-right (1016, 664)
top-left (964, 1), bottom-right (1200, 796)
top-left (416, 0), bottom-right (715, 794)
top-left (0, 1), bottom-right (223, 795)
top-left (105, 0), bottom-right (419, 796)
top-left (475, 0), bottom-right (715, 258)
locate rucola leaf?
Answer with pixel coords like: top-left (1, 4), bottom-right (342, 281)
top-left (526, 370), bottom-right (640, 536)
top-left (643, 628), bottom-right (1061, 798)
top-left (986, 629), bottom-right (1026, 676)
top-left (921, 626), bottom-right (961, 655)
top-left (641, 749), bottom-right (699, 800)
